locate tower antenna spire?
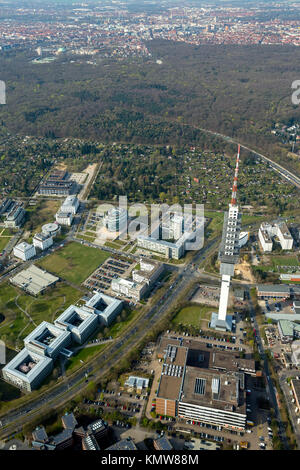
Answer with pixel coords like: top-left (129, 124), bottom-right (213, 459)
top-left (230, 144), bottom-right (240, 206)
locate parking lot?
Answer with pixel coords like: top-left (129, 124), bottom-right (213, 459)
top-left (83, 255), bottom-right (135, 292)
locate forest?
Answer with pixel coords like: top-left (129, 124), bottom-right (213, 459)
top-left (1, 40), bottom-right (300, 176)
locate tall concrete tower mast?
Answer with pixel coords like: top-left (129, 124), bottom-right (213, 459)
top-left (211, 145), bottom-right (242, 331)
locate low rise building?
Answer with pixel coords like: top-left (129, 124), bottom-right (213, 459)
top-left (256, 284), bottom-right (291, 299)
top-left (106, 438), bottom-right (137, 451)
top-left (55, 305), bottom-right (98, 344)
top-left (84, 291), bottom-right (123, 325)
top-left (60, 195), bottom-right (79, 215)
top-left (4, 204), bottom-right (25, 228)
top-left (154, 436), bottom-right (173, 451)
top-left (10, 265), bottom-right (59, 296)
top-left (33, 232), bottom-right (53, 251)
top-left (13, 242), bottom-right (36, 261)
top-left (24, 321), bottom-right (71, 359)
top-left (55, 211), bottom-right (74, 226)
top-left (41, 222), bottom-right (61, 238)
top-left (2, 349), bottom-right (53, 392)
top-left (111, 277), bottom-right (148, 301)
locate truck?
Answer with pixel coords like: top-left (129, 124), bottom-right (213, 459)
top-left (246, 420), bottom-right (254, 427)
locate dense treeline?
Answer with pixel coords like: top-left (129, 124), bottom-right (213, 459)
top-left (1, 41), bottom-right (300, 175)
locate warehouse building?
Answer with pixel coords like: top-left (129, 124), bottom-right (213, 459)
top-left (10, 265), bottom-right (59, 296)
top-left (13, 242), bottom-right (36, 261)
top-left (2, 348), bottom-right (53, 392)
top-left (84, 291), bottom-right (123, 326)
top-left (24, 321), bottom-right (71, 359)
top-left (55, 305), bottom-right (98, 344)
top-left (278, 320), bottom-right (300, 343)
top-left (33, 232), bottom-right (53, 251)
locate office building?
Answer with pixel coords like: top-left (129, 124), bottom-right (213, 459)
top-left (55, 305), bottom-right (98, 344)
top-left (154, 436), bottom-right (173, 451)
top-left (132, 259), bottom-right (164, 286)
top-left (107, 438), bottom-right (137, 451)
top-left (55, 211), bottom-right (74, 226)
top-left (42, 222), bottom-right (61, 238)
top-left (38, 170), bottom-right (74, 196)
top-left (84, 291), bottom-right (123, 325)
top-left (155, 335), bottom-right (255, 430)
top-left (104, 207), bottom-right (128, 232)
top-left (33, 232), bottom-right (53, 251)
top-left (259, 221), bottom-right (294, 252)
top-left (24, 321), bottom-right (71, 359)
top-left (13, 242), bottom-right (36, 261)
top-left (5, 205), bottom-right (25, 228)
top-left (60, 195), bottom-right (79, 215)
top-left (2, 349), bottom-right (53, 392)
top-left (111, 277), bottom-right (148, 301)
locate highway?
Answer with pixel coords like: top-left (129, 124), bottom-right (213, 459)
top-left (0, 234), bottom-right (220, 439)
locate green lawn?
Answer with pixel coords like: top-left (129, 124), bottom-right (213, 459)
top-left (37, 241), bottom-right (110, 284)
top-left (66, 344), bottom-right (106, 374)
top-left (0, 281), bottom-right (83, 349)
top-left (272, 256), bottom-right (299, 267)
top-left (172, 304), bottom-right (213, 328)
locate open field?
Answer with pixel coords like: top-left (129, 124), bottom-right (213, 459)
top-left (24, 199), bottom-right (61, 235)
top-left (0, 281), bottom-right (83, 349)
top-left (37, 241), bottom-right (110, 285)
top-left (172, 304), bottom-right (213, 329)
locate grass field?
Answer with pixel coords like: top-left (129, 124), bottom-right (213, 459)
top-left (0, 281), bottom-right (83, 349)
top-left (172, 304), bottom-right (213, 329)
top-left (37, 241), bottom-right (110, 284)
top-left (66, 344), bottom-right (106, 374)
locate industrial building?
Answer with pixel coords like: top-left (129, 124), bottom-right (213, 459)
top-left (278, 320), bottom-right (300, 343)
top-left (55, 305), bottom-right (98, 344)
top-left (24, 321), bottom-right (71, 359)
top-left (256, 284), bottom-right (291, 299)
top-left (33, 232), bottom-right (53, 251)
top-left (155, 335), bottom-right (255, 431)
top-left (2, 349), bottom-right (53, 392)
top-left (258, 221), bottom-right (294, 252)
top-left (10, 264), bottom-right (59, 296)
top-left (13, 241), bottom-right (36, 261)
top-left (84, 291), bottom-right (123, 326)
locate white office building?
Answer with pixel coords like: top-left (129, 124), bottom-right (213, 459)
top-left (13, 242), bottom-right (36, 261)
top-left (259, 221), bottom-right (293, 252)
top-left (55, 211), bottom-right (74, 226)
top-left (111, 277), bottom-right (148, 301)
top-left (55, 305), bottom-right (98, 344)
top-left (2, 349), bottom-right (53, 392)
top-left (84, 291), bottom-right (123, 325)
top-left (33, 232), bottom-right (53, 251)
top-left (24, 321), bottom-right (71, 359)
top-left (60, 196), bottom-right (79, 215)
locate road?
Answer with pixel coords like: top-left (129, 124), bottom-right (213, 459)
top-left (0, 234), bottom-right (220, 439)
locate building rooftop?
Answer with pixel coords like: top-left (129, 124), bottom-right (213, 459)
top-left (10, 265), bottom-right (59, 296)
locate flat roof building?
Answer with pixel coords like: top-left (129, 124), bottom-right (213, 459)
top-left (4, 205), bottom-right (25, 228)
top-left (111, 277), bottom-right (148, 301)
top-left (13, 242), bottom-right (36, 261)
top-left (106, 438), bottom-right (137, 451)
top-left (55, 305), bottom-right (98, 344)
top-left (55, 211), bottom-right (74, 226)
top-left (84, 291), bottom-right (123, 325)
top-left (10, 265), bottom-right (59, 296)
top-left (24, 321), bottom-right (71, 359)
top-left (33, 232), bottom-right (53, 251)
top-left (2, 348), bottom-right (53, 392)
top-left (60, 195), bottom-right (79, 215)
